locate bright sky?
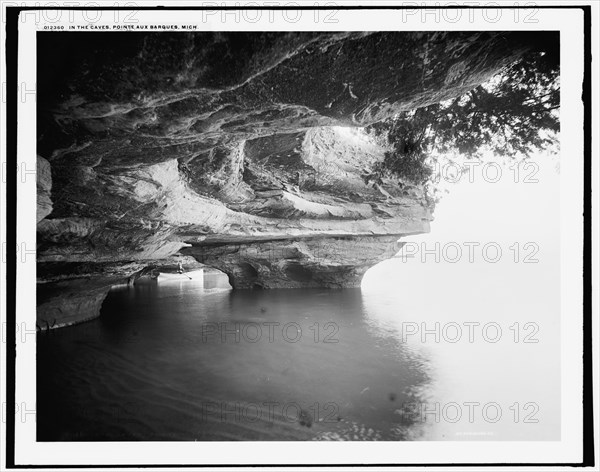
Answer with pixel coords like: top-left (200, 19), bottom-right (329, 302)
top-left (363, 151), bottom-right (560, 294)
top-left (361, 152), bottom-right (561, 439)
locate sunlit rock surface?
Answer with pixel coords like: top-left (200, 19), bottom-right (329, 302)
top-left (36, 31), bottom-right (540, 327)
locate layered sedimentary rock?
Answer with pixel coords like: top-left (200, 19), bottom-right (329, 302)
top-left (182, 236), bottom-right (407, 289)
top-left (36, 31), bottom-right (540, 327)
top-left (37, 156), bottom-right (53, 223)
top-left (36, 255), bottom-right (207, 329)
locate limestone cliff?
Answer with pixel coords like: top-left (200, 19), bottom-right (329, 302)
top-left (36, 31), bottom-right (538, 328)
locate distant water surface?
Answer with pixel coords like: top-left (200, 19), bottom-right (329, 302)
top-left (37, 267), bottom-right (559, 441)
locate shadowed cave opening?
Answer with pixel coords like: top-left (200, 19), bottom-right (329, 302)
top-left (97, 265), bottom-right (233, 330)
top-left (233, 262), bottom-right (260, 289)
top-left (284, 262), bottom-right (314, 283)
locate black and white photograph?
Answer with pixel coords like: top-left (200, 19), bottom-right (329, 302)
top-left (1, 2), bottom-right (596, 469)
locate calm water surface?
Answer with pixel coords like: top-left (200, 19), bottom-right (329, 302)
top-left (37, 269), bottom-right (560, 441)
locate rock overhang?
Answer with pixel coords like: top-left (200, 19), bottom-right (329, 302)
top-left (35, 30), bottom-right (542, 327)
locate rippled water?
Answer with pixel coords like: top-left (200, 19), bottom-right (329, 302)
top-left (37, 265), bottom-right (560, 441)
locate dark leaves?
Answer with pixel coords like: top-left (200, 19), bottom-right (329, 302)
top-left (367, 48), bottom-right (559, 184)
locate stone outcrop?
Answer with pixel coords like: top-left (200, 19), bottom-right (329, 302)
top-left (35, 31), bottom-right (544, 327)
top-left (37, 156), bottom-right (53, 223)
top-left (36, 256), bottom-right (206, 330)
top-left (182, 236), bottom-right (407, 289)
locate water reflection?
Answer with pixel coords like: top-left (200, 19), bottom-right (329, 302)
top-left (37, 275), bottom-right (558, 441)
top-left (37, 283), bottom-right (432, 441)
top-left (362, 258), bottom-right (561, 441)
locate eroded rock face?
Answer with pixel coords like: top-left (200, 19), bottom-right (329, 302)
top-left (37, 280), bottom-right (115, 330)
top-left (37, 156), bottom-right (53, 223)
top-left (36, 256), bottom-right (206, 330)
top-left (36, 31), bottom-right (539, 327)
top-left (182, 236), bottom-right (406, 289)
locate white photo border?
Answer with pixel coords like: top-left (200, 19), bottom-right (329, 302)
top-left (3, 1), bottom-right (595, 468)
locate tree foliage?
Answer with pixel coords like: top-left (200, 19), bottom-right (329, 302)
top-left (367, 47), bottom-right (560, 185)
